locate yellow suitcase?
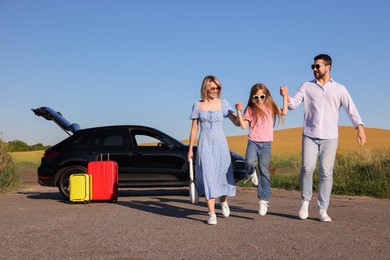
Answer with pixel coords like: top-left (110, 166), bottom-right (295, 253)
top-left (69, 173), bottom-right (92, 203)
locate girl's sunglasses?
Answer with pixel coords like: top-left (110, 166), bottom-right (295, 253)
top-left (253, 94), bottom-right (266, 100)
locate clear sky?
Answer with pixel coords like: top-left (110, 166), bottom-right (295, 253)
top-left (1, 0), bottom-right (389, 145)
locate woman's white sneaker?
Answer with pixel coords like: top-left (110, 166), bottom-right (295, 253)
top-left (221, 201), bottom-right (230, 218)
top-left (207, 213), bottom-right (217, 225)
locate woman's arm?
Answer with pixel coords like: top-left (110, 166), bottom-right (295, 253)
top-left (234, 102), bottom-right (249, 129)
top-left (227, 112), bottom-right (241, 127)
top-left (187, 119), bottom-right (198, 160)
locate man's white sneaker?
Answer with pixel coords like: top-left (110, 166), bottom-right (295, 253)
top-left (221, 201), bottom-right (230, 218)
top-left (299, 201), bottom-right (309, 220)
top-left (207, 213), bottom-right (217, 225)
top-left (318, 210), bottom-right (332, 222)
top-left (259, 200), bottom-right (269, 216)
top-left (250, 171), bottom-right (258, 187)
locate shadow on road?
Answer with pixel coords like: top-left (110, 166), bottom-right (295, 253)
top-left (19, 188), bottom-right (265, 222)
top-left (18, 191), bottom-right (64, 201)
top-left (266, 211), bottom-right (300, 220)
top-left (116, 190), bottom-right (256, 223)
top-left (118, 188), bottom-right (189, 197)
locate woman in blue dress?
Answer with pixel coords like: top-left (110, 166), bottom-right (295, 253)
top-left (188, 75), bottom-right (240, 225)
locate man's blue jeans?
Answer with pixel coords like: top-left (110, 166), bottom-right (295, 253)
top-left (245, 140), bottom-right (271, 201)
top-left (300, 135), bottom-right (338, 211)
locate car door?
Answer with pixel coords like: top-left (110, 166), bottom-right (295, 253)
top-left (124, 128), bottom-right (188, 185)
top-left (85, 127), bottom-right (132, 169)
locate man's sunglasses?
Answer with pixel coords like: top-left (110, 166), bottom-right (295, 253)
top-left (311, 64), bottom-right (321, 70)
top-left (253, 94), bottom-right (266, 100)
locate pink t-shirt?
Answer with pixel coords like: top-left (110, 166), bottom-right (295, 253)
top-left (243, 106), bottom-right (274, 142)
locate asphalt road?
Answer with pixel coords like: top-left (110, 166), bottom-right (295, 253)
top-left (0, 169), bottom-right (389, 259)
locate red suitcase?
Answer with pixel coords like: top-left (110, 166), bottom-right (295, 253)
top-left (88, 156), bottom-right (118, 202)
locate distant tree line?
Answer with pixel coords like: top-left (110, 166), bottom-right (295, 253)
top-left (0, 140), bottom-right (51, 152)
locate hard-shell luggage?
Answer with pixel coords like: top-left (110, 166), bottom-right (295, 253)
top-left (69, 173), bottom-right (91, 203)
top-left (88, 156), bottom-right (118, 202)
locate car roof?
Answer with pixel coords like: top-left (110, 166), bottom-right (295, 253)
top-left (74, 125), bottom-right (167, 132)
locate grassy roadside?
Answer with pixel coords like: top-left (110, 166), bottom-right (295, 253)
top-left (228, 127), bottom-right (390, 199)
top-left (5, 127), bottom-right (390, 198)
top-left (10, 150), bottom-right (43, 169)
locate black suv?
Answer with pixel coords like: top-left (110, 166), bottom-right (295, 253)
top-left (32, 107), bottom-right (246, 199)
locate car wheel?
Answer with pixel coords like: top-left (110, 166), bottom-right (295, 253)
top-left (57, 165), bottom-right (88, 199)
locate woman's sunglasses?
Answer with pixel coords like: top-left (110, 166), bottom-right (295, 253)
top-left (253, 94), bottom-right (266, 100)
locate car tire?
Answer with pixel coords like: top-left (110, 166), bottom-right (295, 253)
top-left (57, 165), bottom-right (88, 199)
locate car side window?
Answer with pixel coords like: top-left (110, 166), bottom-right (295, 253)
top-left (89, 129), bottom-right (127, 148)
top-left (129, 129), bottom-right (166, 148)
top-left (103, 135), bottom-right (124, 147)
top-left (134, 134), bottom-right (161, 147)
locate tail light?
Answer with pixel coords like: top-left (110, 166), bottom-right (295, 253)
top-left (43, 151), bottom-right (59, 158)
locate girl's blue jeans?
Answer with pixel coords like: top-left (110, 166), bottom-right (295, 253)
top-left (245, 140), bottom-right (271, 201)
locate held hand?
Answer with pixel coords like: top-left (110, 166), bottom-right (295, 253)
top-left (280, 86), bottom-right (288, 97)
top-left (235, 102), bottom-right (243, 111)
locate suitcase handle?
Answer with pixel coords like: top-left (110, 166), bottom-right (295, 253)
top-left (100, 153), bottom-right (110, 161)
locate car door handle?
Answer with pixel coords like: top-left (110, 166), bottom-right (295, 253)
top-left (133, 151), bottom-right (143, 155)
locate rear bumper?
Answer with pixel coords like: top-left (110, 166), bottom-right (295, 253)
top-left (37, 166), bottom-right (56, 186)
top-left (38, 176), bottom-right (56, 186)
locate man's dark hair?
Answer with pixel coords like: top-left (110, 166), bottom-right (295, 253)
top-left (314, 54), bottom-right (332, 67)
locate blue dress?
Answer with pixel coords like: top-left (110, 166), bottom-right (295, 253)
top-left (190, 99), bottom-right (236, 200)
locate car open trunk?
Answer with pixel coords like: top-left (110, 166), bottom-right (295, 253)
top-left (31, 106), bottom-right (81, 135)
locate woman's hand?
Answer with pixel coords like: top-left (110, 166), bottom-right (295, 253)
top-left (187, 150), bottom-right (193, 160)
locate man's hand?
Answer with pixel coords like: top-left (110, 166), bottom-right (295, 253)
top-left (280, 86), bottom-right (288, 96)
top-left (357, 124), bottom-right (366, 146)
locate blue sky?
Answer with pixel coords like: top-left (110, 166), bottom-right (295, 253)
top-left (1, 0), bottom-right (389, 145)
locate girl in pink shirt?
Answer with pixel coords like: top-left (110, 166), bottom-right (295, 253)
top-left (236, 83), bottom-right (288, 215)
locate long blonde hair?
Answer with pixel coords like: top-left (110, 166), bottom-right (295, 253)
top-left (245, 83), bottom-right (284, 126)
